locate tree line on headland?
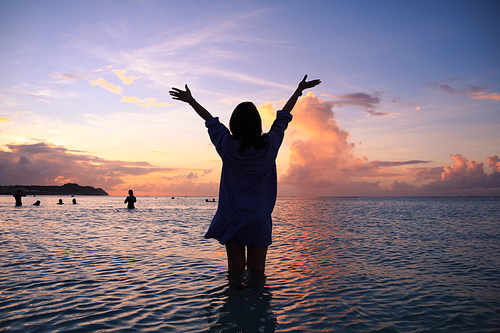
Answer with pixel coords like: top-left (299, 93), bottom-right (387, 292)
top-left (0, 183), bottom-right (108, 196)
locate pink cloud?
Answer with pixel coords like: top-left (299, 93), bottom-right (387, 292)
top-left (420, 154), bottom-right (500, 194)
top-left (277, 94), bottom-right (499, 196)
top-left (441, 154), bottom-right (484, 181)
top-left (0, 142), bottom-right (222, 196)
top-left (402, 166), bottom-right (444, 181)
top-left (279, 94), bottom-right (429, 195)
top-left (0, 142), bottom-right (177, 191)
top-left (389, 180), bottom-right (418, 193)
top-left (487, 155), bottom-right (500, 172)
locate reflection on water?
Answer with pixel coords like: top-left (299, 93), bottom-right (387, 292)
top-left (208, 273), bottom-right (276, 333)
top-left (1, 196), bottom-right (499, 332)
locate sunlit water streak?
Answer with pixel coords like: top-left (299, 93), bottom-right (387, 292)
top-left (1, 196), bottom-right (499, 332)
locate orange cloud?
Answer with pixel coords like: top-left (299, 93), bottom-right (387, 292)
top-left (90, 77), bottom-right (122, 94)
top-left (471, 92), bottom-right (500, 101)
top-left (280, 95), bottom-right (353, 188)
top-left (93, 65), bottom-right (113, 72)
top-left (0, 117), bottom-right (10, 122)
top-left (112, 69), bottom-right (140, 85)
top-left (257, 102), bottom-right (278, 130)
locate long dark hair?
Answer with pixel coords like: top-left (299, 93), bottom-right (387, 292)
top-left (229, 102), bottom-right (266, 153)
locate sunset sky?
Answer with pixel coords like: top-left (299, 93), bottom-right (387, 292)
top-left (1, 0), bottom-right (499, 196)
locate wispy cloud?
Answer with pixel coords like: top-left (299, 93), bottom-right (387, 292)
top-left (47, 70), bottom-right (90, 82)
top-left (199, 68), bottom-right (292, 90)
top-left (15, 87), bottom-right (80, 103)
top-left (73, 10), bottom-right (289, 92)
top-left (425, 79), bottom-right (500, 101)
top-left (119, 96), bottom-right (169, 108)
top-left (0, 54), bottom-right (19, 64)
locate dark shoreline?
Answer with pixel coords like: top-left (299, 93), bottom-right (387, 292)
top-left (0, 183), bottom-right (108, 196)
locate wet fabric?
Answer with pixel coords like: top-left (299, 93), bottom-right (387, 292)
top-left (204, 110), bottom-right (293, 247)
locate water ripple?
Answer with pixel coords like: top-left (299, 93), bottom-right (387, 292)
top-left (1, 196), bottom-right (499, 332)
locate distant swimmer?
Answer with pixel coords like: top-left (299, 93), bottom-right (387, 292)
top-left (57, 199), bottom-right (64, 205)
top-left (72, 198), bottom-right (77, 204)
top-left (124, 189), bottom-right (136, 209)
top-left (33, 200), bottom-right (41, 206)
top-left (13, 190), bottom-right (26, 206)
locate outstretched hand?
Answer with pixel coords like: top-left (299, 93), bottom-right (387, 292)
top-left (169, 84), bottom-right (193, 103)
top-left (298, 75), bottom-right (321, 92)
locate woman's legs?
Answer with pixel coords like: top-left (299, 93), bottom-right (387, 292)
top-left (225, 242), bottom-right (245, 273)
top-left (247, 245), bottom-right (268, 273)
top-left (225, 242), bottom-right (268, 274)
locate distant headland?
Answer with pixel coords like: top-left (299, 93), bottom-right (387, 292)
top-left (0, 183), bottom-right (108, 196)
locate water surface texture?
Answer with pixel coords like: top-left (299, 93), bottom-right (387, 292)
top-left (1, 196), bottom-right (499, 332)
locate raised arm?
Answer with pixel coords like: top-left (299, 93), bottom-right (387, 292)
top-left (282, 75), bottom-right (321, 113)
top-left (169, 84), bottom-right (213, 121)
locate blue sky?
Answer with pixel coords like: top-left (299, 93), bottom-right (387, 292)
top-left (1, 0), bottom-right (499, 196)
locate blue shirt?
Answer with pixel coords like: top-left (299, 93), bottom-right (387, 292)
top-left (204, 110), bottom-right (293, 247)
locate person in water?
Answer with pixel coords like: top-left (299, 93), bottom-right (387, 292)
top-left (13, 190), bottom-right (26, 206)
top-left (72, 198), bottom-right (77, 204)
top-left (57, 199), bottom-right (64, 205)
top-left (124, 189), bottom-right (136, 209)
top-left (169, 75), bottom-right (321, 277)
top-left (33, 200), bottom-right (41, 206)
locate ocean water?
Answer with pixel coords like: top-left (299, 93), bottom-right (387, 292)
top-left (1, 195), bottom-right (499, 332)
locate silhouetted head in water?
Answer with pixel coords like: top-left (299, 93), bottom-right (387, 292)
top-left (229, 102), bottom-right (266, 153)
top-left (128, 189), bottom-right (134, 196)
